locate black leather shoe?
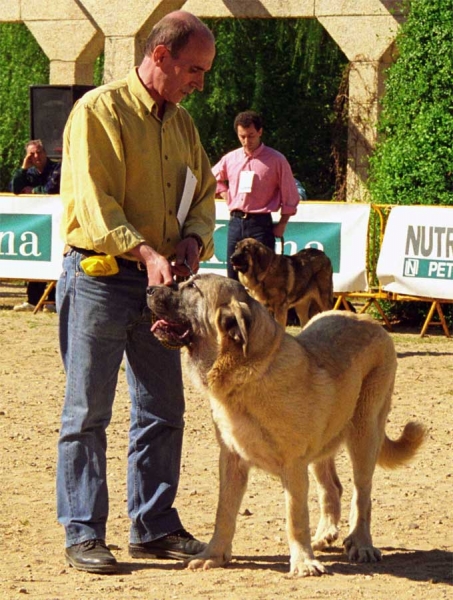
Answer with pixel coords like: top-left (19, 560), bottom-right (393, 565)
top-left (129, 528), bottom-right (206, 560)
top-left (65, 539), bottom-right (118, 573)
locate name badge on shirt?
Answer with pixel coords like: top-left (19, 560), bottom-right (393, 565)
top-left (238, 170), bottom-right (255, 193)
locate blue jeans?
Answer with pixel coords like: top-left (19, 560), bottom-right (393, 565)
top-left (56, 249), bottom-right (185, 547)
top-left (227, 213), bottom-right (275, 279)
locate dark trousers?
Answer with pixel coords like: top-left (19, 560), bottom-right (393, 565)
top-left (27, 281), bottom-right (56, 305)
top-left (227, 213), bottom-right (275, 279)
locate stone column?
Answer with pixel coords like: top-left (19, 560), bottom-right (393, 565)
top-left (77, 0), bottom-right (185, 82)
top-left (317, 2), bottom-right (403, 200)
top-left (21, 0), bottom-right (104, 85)
top-left (1, 0), bottom-right (20, 20)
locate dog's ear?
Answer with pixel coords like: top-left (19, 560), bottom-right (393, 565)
top-left (255, 245), bottom-right (273, 281)
top-left (215, 298), bottom-right (252, 357)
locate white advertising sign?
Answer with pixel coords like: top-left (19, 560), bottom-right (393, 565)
top-left (0, 194), bottom-right (64, 280)
top-left (201, 201), bottom-right (371, 293)
top-left (0, 195), bottom-right (370, 294)
top-left (377, 205), bottom-right (453, 300)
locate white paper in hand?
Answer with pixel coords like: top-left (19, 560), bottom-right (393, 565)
top-left (177, 166), bottom-right (197, 228)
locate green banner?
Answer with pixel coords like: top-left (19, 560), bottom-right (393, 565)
top-left (284, 221), bottom-right (341, 272)
top-left (403, 257), bottom-right (453, 280)
top-left (0, 214), bottom-right (52, 261)
top-left (200, 220), bottom-right (341, 273)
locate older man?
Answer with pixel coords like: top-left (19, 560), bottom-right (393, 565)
top-left (10, 139), bottom-right (60, 311)
top-left (10, 139), bottom-right (61, 195)
top-left (57, 11), bottom-right (216, 574)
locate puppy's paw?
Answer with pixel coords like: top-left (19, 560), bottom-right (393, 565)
top-left (287, 558), bottom-right (329, 578)
top-left (344, 536), bottom-right (382, 563)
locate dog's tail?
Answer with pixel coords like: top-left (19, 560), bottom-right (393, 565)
top-left (378, 421), bottom-right (426, 469)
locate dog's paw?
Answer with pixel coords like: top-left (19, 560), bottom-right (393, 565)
top-left (287, 558), bottom-right (329, 578)
top-left (344, 536), bottom-right (382, 563)
top-left (186, 554), bottom-right (229, 571)
top-left (312, 524), bottom-right (339, 551)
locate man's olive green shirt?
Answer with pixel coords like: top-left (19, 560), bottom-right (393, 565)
top-left (60, 68), bottom-right (216, 261)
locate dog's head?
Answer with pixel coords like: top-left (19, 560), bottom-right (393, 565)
top-left (230, 238), bottom-right (274, 281)
top-left (147, 274), bottom-right (258, 358)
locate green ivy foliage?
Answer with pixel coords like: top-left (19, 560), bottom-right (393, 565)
top-left (369, 0), bottom-right (453, 205)
top-left (0, 23), bottom-right (49, 191)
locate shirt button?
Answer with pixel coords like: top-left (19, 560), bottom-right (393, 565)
top-left (167, 182), bottom-right (171, 188)
top-left (164, 155), bottom-right (168, 160)
top-left (169, 210), bottom-right (173, 215)
top-left (166, 238), bottom-right (171, 243)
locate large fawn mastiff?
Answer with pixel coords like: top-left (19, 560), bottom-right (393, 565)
top-left (147, 274), bottom-right (425, 577)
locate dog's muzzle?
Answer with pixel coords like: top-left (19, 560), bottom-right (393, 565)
top-left (230, 257), bottom-right (247, 272)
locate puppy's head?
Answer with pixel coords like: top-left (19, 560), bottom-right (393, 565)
top-left (230, 238), bottom-right (273, 280)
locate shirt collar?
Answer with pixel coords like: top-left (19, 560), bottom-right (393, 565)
top-left (242, 143), bottom-right (265, 159)
top-left (127, 67), bottom-right (178, 121)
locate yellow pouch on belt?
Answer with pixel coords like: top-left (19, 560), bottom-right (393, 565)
top-left (80, 254), bottom-right (119, 277)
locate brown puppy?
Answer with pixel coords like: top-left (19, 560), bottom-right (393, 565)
top-left (147, 274), bottom-right (425, 578)
top-left (230, 237), bottom-right (333, 327)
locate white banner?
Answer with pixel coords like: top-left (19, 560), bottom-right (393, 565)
top-left (0, 195), bottom-right (370, 293)
top-left (0, 194), bottom-right (64, 280)
top-left (377, 205), bottom-right (453, 300)
top-left (200, 201), bottom-right (371, 293)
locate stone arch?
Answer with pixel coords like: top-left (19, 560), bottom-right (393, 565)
top-left (0, 0), bottom-right (405, 200)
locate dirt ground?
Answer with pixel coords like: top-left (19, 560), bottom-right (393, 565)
top-left (0, 280), bottom-right (452, 600)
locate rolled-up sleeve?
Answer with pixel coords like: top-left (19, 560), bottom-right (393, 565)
top-left (62, 100), bottom-right (145, 255)
top-left (212, 157), bottom-right (229, 196)
top-left (279, 159), bottom-right (300, 215)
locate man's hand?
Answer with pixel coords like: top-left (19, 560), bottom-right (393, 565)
top-left (22, 152), bottom-right (34, 170)
top-left (172, 237), bottom-right (201, 278)
top-left (273, 215), bottom-right (291, 239)
top-left (129, 243), bottom-right (173, 286)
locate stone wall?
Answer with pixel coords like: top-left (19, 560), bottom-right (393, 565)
top-left (0, 0), bottom-right (406, 201)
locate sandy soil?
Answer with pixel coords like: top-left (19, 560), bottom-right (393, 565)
top-left (0, 280), bottom-right (452, 600)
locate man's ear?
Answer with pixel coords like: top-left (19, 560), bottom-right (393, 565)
top-left (215, 298), bottom-right (252, 357)
top-left (153, 44), bottom-right (168, 65)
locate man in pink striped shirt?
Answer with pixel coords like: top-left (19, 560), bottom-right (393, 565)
top-left (212, 110), bottom-right (300, 278)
